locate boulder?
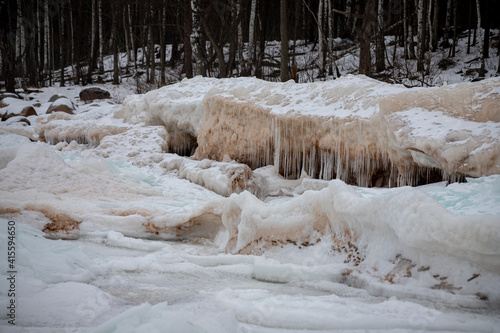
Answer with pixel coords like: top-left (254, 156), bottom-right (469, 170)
top-left (20, 106), bottom-right (37, 117)
top-left (79, 87), bottom-right (111, 101)
top-left (0, 93), bottom-right (21, 101)
top-left (5, 116), bottom-right (30, 126)
top-left (48, 94), bottom-right (64, 103)
top-left (46, 97), bottom-right (74, 115)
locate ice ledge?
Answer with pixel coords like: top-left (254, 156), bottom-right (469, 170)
top-left (117, 75), bottom-right (500, 187)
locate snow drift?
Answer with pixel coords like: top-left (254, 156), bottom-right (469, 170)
top-left (117, 75), bottom-right (500, 187)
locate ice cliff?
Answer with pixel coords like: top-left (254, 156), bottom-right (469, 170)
top-left (118, 75), bottom-right (500, 187)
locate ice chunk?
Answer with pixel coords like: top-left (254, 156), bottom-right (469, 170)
top-left (161, 154), bottom-right (256, 197)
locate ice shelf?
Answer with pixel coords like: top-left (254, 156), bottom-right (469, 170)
top-left (116, 75), bottom-right (500, 187)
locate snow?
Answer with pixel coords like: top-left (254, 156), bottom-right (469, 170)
top-left (0, 77), bottom-right (499, 332)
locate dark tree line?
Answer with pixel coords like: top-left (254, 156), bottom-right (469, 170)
top-left (0, 0), bottom-right (498, 92)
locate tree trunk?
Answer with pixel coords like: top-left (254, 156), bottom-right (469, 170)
top-left (247, 0), bottom-right (257, 75)
top-left (280, 0), bottom-right (290, 82)
top-left (359, 0), bottom-right (375, 76)
top-left (318, 0), bottom-right (325, 77)
top-left (376, 0), bottom-right (386, 72)
top-left (123, 7), bottom-right (131, 74)
top-left (68, 0), bottom-right (76, 84)
top-left (16, 0), bottom-right (25, 76)
top-left (44, 0), bottom-right (50, 74)
top-left (403, 0), bottom-right (408, 59)
top-left (98, 0), bottom-right (104, 74)
top-left (183, 1), bottom-right (193, 78)
top-left (127, 5), bottom-right (137, 70)
top-left (237, 0), bottom-right (243, 75)
top-left (431, 0), bottom-right (438, 51)
top-left (112, 1), bottom-right (119, 85)
top-left (160, 2), bottom-right (166, 85)
top-left (483, 0), bottom-right (490, 58)
top-left (345, 0), bottom-right (353, 38)
top-left (228, 0), bottom-right (238, 76)
top-left (444, 0), bottom-right (453, 47)
top-left (59, 4), bottom-right (65, 87)
top-left (148, 5), bottom-right (155, 84)
top-left (191, 0), bottom-right (207, 76)
top-left (451, 0), bottom-right (457, 57)
top-left (467, 0), bottom-right (473, 54)
top-left (476, 0), bottom-right (485, 77)
top-left (417, 0), bottom-right (425, 71)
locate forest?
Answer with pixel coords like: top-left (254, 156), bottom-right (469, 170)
top-left (1, 0), bottom-right (499, 93)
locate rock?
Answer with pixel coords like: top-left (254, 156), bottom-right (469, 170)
top-left (48, 94), bottom-right (64, 103)
top-left (79, 87), bottom-right (110, 101)
top-left (0, 93), bottom-right (21, 101)
top-left (20, 106), bottom-right (37, 117)
top-left (2, 106), bottom-right (37, 121)
top-left (5, 116), bottom-right (30, 126)
top-left (46, 97), bottom-right (74, 115)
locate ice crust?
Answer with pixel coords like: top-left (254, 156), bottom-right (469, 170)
top-left (118, 75), bottom-right (500, 186)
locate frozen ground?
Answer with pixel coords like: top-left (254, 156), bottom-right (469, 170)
top-left (0, 78), bottom-right (499, 332)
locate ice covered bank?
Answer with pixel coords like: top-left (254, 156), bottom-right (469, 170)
top-left (118, 75), bottom-right (500, 187)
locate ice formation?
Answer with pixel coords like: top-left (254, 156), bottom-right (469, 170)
top-left (161, 154), bottom-right (256, 197)
top-left (118, 75), bottom-right (500, 187)
top-left (35, 103), bottom-right (130, 147)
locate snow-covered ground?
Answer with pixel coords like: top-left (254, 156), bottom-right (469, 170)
top-left (0, 75), bottom-right (499, 332)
